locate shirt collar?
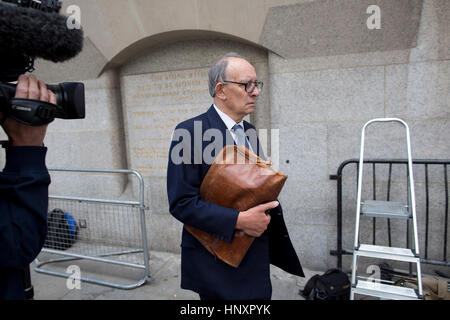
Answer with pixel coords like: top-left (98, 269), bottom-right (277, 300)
top-left (213, 104), bottom-right (244, 132)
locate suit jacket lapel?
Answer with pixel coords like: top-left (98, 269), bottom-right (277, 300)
top-left (243, 122), bottom-right (257, 155)
top-left (206, 105), bottom-right (235, 147)
top-left (243, 121), bottom-right (267, 159)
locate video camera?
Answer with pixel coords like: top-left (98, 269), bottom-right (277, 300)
top-left (0, 0), bottom-right (85, 126)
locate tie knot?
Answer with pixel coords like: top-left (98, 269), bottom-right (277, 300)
top-left (232, 124), bottom-right (244, 132)
top-left (232, 124), bottom-right (250, 149)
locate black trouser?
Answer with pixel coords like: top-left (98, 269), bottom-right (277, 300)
top-left (199, 294), bottom-right (221, 301)
top-left (22, 265), bottom-right (34, 300)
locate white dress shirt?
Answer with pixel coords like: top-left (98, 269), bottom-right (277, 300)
top-left (213, 104), bottom-right (253, 152)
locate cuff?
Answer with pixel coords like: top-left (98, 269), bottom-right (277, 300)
top-left (3, 146), bottom-right (48, 173)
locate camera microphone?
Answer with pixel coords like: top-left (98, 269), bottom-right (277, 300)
top-left (0, 1), bottom-right (83, 63)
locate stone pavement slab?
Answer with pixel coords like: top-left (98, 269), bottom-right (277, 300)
top-left (30, 250), bottom-right (320, 300)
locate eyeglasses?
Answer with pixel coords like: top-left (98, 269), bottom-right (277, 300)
top-left (222, 80), bottom-right (263, 93)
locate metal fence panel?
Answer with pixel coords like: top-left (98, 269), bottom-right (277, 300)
top-left (34, 168), bottom-right (153, 289)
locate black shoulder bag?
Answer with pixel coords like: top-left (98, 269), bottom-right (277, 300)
top-left (301, 268), bottom-right (351, 300)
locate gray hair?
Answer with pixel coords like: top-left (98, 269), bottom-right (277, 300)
top-left (208, 52), bottom-right (246, 97)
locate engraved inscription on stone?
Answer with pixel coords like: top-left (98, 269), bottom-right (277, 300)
top-left (122, 68), bottom-right (211, 176)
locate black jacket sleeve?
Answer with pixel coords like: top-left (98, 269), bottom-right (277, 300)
top-left (0, 146), bottom-right (50, 270)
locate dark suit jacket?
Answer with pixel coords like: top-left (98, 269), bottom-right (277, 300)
top-left (167, 105), bottom-right (303, 299)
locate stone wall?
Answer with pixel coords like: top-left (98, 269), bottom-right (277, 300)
top-left (266, 0), bottom-right (449, 270)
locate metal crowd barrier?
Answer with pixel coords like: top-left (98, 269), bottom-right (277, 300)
top-left (330, 159), bottom-right (450, 271)
top-left (34, 168), bottom-right (153, 289)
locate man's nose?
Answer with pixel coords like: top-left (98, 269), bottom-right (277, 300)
top-left (250, 86), bottom-right (260, 97)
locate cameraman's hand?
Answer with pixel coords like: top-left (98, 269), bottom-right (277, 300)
top-left (0, 75), bottom-right (56, 147)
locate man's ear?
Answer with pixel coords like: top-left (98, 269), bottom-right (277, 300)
top-left (215, 82), bottom-right (227, 100)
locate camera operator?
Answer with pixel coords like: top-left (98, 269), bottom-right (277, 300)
top-left (0, 74), bottom-right (55, 300)
top-left (0, 0), bottom-right (84, 299)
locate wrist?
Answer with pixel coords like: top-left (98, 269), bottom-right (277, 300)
top-left (235, 211), bottom-right (246, 230)
top-left (10, 139), bottom-right (45, 147)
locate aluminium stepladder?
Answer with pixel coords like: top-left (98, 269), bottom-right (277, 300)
top-left (350, 118), bottom-right (423, 300)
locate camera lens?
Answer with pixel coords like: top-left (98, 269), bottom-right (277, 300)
top-left (47, 82), bottom-right (85, 119)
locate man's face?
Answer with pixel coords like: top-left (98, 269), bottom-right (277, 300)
top-left (220, 58), bottom-right (260, 122)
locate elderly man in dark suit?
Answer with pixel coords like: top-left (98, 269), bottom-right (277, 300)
top-left (167, 53), bottom-right (303, 300)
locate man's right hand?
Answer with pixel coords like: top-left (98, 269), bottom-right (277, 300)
top-left (235, 201), bottom-right (279, 237)
top-left (0, 75), bottom-right (56, 147)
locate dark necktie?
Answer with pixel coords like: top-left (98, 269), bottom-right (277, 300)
top-left (232, 124), bottom-right (250, 150)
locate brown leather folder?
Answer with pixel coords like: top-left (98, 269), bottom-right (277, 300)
top-left (184, 145), bottom-right (287, 268)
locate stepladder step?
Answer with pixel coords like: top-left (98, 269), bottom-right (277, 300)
top-left (353, 280), bottom-right (420, 300)
top-left (361, 200), bottom-right (411, 219)
top-left (355, 244), bottom-right (419, 262)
